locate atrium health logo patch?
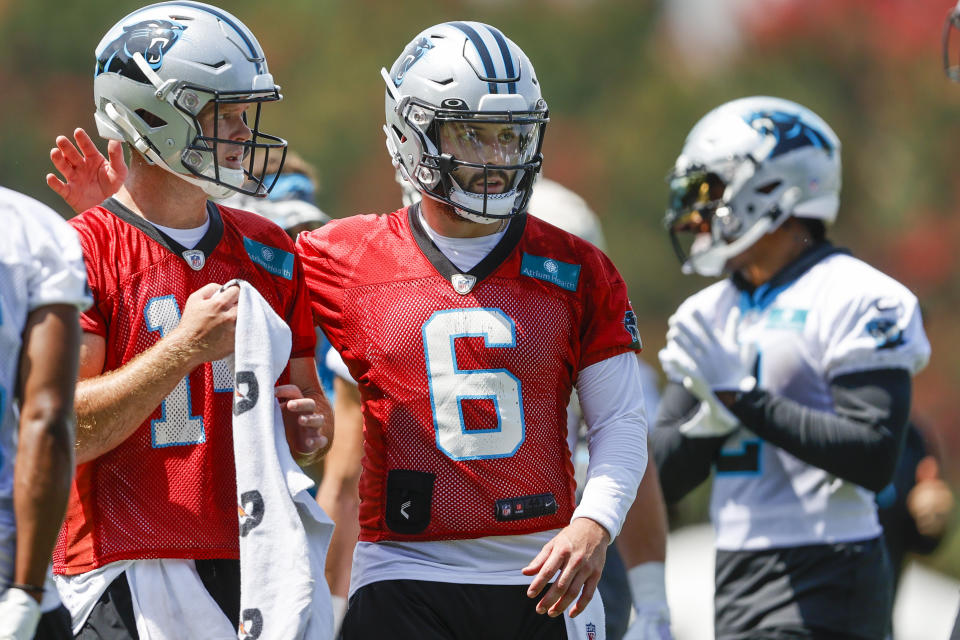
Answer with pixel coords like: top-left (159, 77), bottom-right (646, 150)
top-left (520, 253), bottom-right (580, 291)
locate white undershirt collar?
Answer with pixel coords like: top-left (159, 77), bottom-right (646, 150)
top-left (418, 211), bottom-right (508, 273)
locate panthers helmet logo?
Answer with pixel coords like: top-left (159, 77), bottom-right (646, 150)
top-left (96, 19), bottom-right (186, 83)
top-left (743, 110), bottom-right (836, 159)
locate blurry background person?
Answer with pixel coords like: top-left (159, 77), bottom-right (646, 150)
top-left (876, 421), bottom-right (954, 599)
top-left (232, 150), bottom-right (330, 239)
top-left (0, 187), bottom-right (89, 640)
top-left (229, 150), bottom-right (334, 396)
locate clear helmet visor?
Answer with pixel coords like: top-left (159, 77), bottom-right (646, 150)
top-left (665, 170), bottom-right (733, 272)
top-left (437, 119), bottom-right (541, 194)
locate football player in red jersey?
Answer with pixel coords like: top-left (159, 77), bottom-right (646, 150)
top-left (296, 22), bottom-right (649, 640)
top-left (43, 3), bottom-right (331, 638)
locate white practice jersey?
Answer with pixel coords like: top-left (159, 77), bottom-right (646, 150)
top-left (0, 187), bottom-right (90, 608)
top-left (663, 247), bottom-right (929, 551)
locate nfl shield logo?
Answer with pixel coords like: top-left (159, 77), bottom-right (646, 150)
top-left (182, 250), bottom-right (205, 271)
top-left (586, 622), bottom-right (596, 640)
top-left (450, 273), bottom-right (477, 295)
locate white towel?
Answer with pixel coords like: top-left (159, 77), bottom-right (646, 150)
top-left (126, 560), bottom-right (236, 639)
top-left (230, 279), bottom-right (335, 639)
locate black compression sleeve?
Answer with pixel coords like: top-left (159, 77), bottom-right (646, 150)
top-left (728, 368), bottom-right (912, 492)
top-left (650, 381), bottom-right (726, 503)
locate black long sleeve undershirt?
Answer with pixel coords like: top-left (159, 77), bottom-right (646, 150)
top-left (651, 368), bottom-right (912, 503)
top-left (650, 382), bottom-right (726, 504)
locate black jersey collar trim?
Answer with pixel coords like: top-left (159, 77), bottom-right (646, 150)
top-left (407, 202), bottom-right (527, 287)
top-left (732, 241), bottom-right (850, 309)
top-left (102, 197), bottom-right (224, 260)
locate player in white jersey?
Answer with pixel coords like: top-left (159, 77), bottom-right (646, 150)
top-left (649, 97), bottom-right (930, 640)
top-left (0, 187), bottom-right (90, 639)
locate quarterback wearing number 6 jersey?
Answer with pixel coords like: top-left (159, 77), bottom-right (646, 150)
top-left (299, 201), bottom-right (647, 638)
top-left (300, 203), bottom-right (642, 543)
top-left (297, 20), bottom-right (648, 640)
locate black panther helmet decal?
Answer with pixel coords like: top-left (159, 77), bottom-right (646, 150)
top-left (96, 20), bottom-right (186, 83)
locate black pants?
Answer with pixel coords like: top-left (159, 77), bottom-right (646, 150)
top-left (341, 580), bottom-right (569, 640)
top-left (76, 559), bottom-right (240, 640)
top-left (715, 537), bottom-right (891, 640)
top-left (597, 541), bottom-right (630, 640)
top-left (34, 605), bottom-right (72, 640)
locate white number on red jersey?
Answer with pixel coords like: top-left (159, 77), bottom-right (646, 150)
top-left (422, 308), bottom-right (525, 460)
top-left (144, 295), bottom-right (233, 447)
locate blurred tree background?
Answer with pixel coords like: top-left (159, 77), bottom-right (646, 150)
top-left (2, 0), bottom-right (959, 574)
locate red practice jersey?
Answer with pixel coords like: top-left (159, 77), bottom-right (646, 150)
top-left (298, 206), bottom-right (641, 543)
top-left (54, 199), bottom-right (315, 575)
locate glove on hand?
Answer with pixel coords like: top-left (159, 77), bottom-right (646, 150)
top-left (0, 587), bottom-right (41, 640)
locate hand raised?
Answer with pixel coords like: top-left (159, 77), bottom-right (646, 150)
top-left (46, 128), bottom-right (127, 214)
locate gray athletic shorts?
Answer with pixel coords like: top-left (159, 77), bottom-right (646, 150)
top-left (714, 536), bottom-right (891, 640)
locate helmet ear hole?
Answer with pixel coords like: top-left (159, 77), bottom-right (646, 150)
top-left (134, 109), bottom-right (167, 128)
top-left (755, 180), bottom-right (782, 195)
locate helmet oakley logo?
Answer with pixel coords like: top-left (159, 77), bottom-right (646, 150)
top-left (743, 110), bottom-right (835, 159)
top-left (392, 37), bottom-right (434, 87)
top-left (96, 20), bottom-right (186, 81)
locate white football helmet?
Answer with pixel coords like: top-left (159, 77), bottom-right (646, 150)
top-left (228, 172), bottom-right (329, 233)
top-left (383, 22), bottom-right (548, 223)
top-left (944, 1), bottom-right (960, 81)
top-left (528, 178), bottom-right (606, 250)
top-left (93, 1), bottom-right (287, 200)
top-left (665, 96), bottom-right (841, 277)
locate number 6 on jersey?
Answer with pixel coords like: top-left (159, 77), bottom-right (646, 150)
top-left (422, 308), bottom-right (525, 461)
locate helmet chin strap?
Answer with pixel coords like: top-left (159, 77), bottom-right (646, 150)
top-left (686, 216), bottom-right (774, 276)
top-left (685, 187), bottom-right (802, 277)
top-left (448, 183), bottom-right (521, 223)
